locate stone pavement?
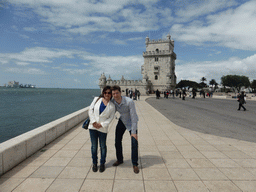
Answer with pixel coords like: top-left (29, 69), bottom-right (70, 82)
top-left (1, 96), bottom-right (256, 192)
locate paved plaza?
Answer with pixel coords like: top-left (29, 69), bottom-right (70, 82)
top-left (1, 96), bottom-right (256, 191)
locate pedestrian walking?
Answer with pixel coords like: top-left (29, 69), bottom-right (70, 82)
top-left (156, 89), bottom-right (160, 99)
top-left (182, 89), bottom-right (186, 100)
top-left (237, 91), bottom-right (246, 111)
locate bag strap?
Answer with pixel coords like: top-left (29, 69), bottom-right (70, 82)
top-left (93, 97), bottom-right (102, 111)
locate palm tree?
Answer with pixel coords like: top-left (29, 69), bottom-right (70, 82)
top-left (200, 77), bottom-right (207, 87)
top-left (201, 77), bottom-right (207, 83)
top-left (209, 79), bottom-right (216, 87)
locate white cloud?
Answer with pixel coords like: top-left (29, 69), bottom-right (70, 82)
top-left (16, 61), bottom-right (30, 66)
top-left (20, 34), bottom-right (30, 39)
top-left (9, 0), bottom-right (173, 35)
top-left (0, 47), bottom-right (83, 64)
top-left (171, 0), bottom-right (256, 50)
top-left (62, 68), bottom-right (91, 75)
top-left (74, 78), bottom-right (81, 83)
top-left (113, 39), bottom-right (127, 45)
top-left (81, 54), bottom-right (143, 79)
top-left (23, 27), bottom-right (37, 31)
top-left (61, 63), bottom-right (79, 67)
top-left (11, 25), bottom-right (18, 31)
top-left (127, 37), bottom-right (143, 41)
top-left (175, 0), bottom-right (238, 22)
top-left (176, 54), bottom-right (256, 83)
top-left (5, 67), bottom-right (46, 75)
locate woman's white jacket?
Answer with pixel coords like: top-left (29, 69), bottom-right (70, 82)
top-left (88, 97), bottom-right (115, 133)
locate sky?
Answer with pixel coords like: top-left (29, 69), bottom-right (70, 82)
top-left (0, 0), bottom-right (256, 89)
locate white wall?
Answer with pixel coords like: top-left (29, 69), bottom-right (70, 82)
top-left (0, 107), bottom-right (89, 176)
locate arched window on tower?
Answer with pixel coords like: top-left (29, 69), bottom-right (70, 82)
top-left (155, 57), bottom-right (158, 62)
top-left (155, 75), bottom-right (158, 80)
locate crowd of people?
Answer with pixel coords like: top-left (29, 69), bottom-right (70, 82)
top-left (155, 88), bottom-right (214, 100)
top-left (125, 88), bottom-right (140, 101)
top-left (155, 88), bottom-right (248, 111)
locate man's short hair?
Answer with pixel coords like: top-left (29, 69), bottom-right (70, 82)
top-left (111, 85), bottom-right (121, 92)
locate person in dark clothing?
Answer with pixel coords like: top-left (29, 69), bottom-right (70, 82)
top-left (182, 89), bottom-right (186, 100)
top-left (156, 89), bottom-right (160, 99)
top-left (192, 88), bottom-right (196, 99)
top-left (237, 91), bottom-right (246, 111)
top-left (129, 89), bottom-right (133, 99)
top-left (202, 90), bottom-right (205, 98)
top-left (111, 85), bottom-right (139, 174)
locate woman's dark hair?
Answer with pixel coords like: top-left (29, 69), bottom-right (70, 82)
top-left (100, 86), bottom-right (112, 99)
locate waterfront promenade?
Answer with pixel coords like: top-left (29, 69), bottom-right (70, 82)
top-left (1, 96), bottom-right (256, 191)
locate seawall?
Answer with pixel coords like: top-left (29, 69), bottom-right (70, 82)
top-left (0, 106), bottom-right (89, 176)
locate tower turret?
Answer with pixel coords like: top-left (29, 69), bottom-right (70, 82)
top-left (99, 73), bottom-right (106, 89)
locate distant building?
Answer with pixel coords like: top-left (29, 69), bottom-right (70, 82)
top-left (99, 35), bottom-right (177, 95)
top-left (8, 81), bottom-right (19, 88)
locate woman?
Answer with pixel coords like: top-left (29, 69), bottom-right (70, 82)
top-left (88, 86), bottom-right (115, 172)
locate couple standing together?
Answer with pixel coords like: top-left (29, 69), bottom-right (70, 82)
top-left (88, 85), bottom-right (139, 174)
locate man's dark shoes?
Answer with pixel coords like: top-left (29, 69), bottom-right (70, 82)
top-left (92, 164), bottom-right (98, 172)
top-left (133, 165), bottom-right (139, 174)
top-left (99, 164), bottom-right (105, 172)
top-left (112, 160), bottom-right (123, 166)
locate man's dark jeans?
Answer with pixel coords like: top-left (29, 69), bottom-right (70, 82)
top-left (89, 129), bottom-right (107, 165)
top-left (115, 119), bottom-right (138, 166)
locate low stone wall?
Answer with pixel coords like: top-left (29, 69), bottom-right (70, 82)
top-left (0, 106), bottom-right (89, 176)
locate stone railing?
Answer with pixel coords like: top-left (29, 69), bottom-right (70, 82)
top-left (106, 80), bottom-right (143, 86)
top-left (146, 39), bottom-right (174, 45)
top-left (0, 106), bottom-right (89, 176)
top-left (143, 50), bottom-right (175, 56)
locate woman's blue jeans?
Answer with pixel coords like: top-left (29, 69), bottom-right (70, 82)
top-left (89, 129), bottom-right (107, 165)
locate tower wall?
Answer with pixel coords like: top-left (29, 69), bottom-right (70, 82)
top-left (142, 35), bottom-right (176, 92)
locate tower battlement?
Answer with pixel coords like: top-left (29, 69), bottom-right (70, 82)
top-left (143, 50), bottom-right (176, 59)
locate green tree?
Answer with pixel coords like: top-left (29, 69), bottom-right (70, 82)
top-left (214, 82), bottom-right (219, 90)
top-left (176, 80), bottom-right (200, 89)
top-left (209, 79), bottom-right (218, 90)
top-left (200, 77), bottom-right (207, 88)
top-left (221, 75), bottom-right (250, 92)
top-left (199, 82), bottom-right (207, 88)
top-left (209, 79), bottom-right (216, 86)
top-left (251, 80), bottom-right (256, 93)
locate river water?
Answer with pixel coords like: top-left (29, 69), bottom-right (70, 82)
top-left (0, 88), bottom-right (100, 143)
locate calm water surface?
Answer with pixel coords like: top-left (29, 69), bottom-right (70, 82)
top-left (0, 88), bottom-right (100, 143)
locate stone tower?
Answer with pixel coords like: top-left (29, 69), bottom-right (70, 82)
top-left (141, 34), bottom-right (176, 91)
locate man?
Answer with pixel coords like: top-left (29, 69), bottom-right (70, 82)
top-left (156, 89), bottom-right (160, 99)
top-left (111, 85), bottom-right (139, 174)
top-left (182, 89), bottom-right (186, 100)
top-left (237, 91), bottom-right (246, 111)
